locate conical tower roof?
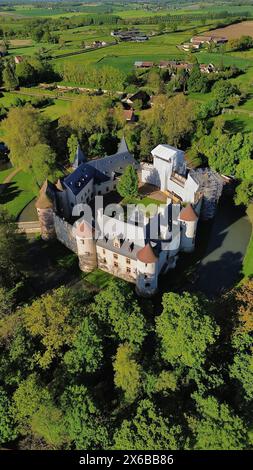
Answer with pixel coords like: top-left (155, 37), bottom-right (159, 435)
top-left (137, 243), bottom-right (158, 264)
top-left (117, 135), bottom-right (129, 154)
top-left (35, 179), bottom-right (54, 209)
top-left (75, 220), bottom-right (94, 239)
top-left (35, 192), bottom-right (54, 209)
top-left (179, 204), bottom-right (198, 222)
top-left (73, 144), bottom-right (86, 169)
top-left (56, 179), bottom-right (64, 191)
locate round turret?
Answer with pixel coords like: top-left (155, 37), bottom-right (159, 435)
top-left (135, 243), bottom-right (158, 296)
top-left (178, 204), bottom-right (198, 252)
top-left (75, 220), bottom-right (97, 272)
top-left (35, 183), bottom-right (56, 240)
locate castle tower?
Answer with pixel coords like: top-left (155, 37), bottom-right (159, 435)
top-left (35, 180), bottom-right (56, 241)
top-left (136, 243), bottom-right (158, 296)
top-left (75, 220), bottom-right (97, 272)
top-left (178, 204), bottom-right (198, 252)
top-left (72, 144), bottom-right (86, 170)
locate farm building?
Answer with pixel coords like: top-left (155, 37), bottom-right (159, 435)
top-left (122, 90), bottom-right (151, 108)
top-left (134, 61), bottom-right (154, 68)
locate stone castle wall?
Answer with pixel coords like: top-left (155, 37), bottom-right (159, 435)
top-left (53, 214), bottom-right (78, 253)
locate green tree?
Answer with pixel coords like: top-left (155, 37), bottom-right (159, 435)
top-left (67, 134), bottom-right (78, 164)
top-left (189, 394), bottom-right (248, 450)
top-left (149, 94), bottom-right (195, 147)
top-left (92, 280), bottom-right (146, 347)
top-left (187, 64), bottom-right (209, 93)
top-left (156, 292), bottom-right (219, 369)
top-left (61, 385), bottom-right (109, 450)
top-left (113, 399), bottom-right (184, 450)
top-left (229, 332), bottom-right (253, 401)
top-left (0, 287), bottom-right (15, 319)
top-left (139, 127), bottom-right (153, 160)
top-left (22, 287), bottom-right (78, 369)
top-left (113, 343), bottom-right (142, 402)
top-left (2, 107), bottom-right (49, 171)
top-left (63, 317), bottom-right (103, 374)
top-left (212, 80), bottom-right (241, 106)
top-left (16, 60), bottom-right (35, 86)
top-left (28, 143), bottom-right (57, 185)
top-left (13, 374), bottom-right (51, 426)
top-left (235, 180), bottom-right (253, 206)
top-left (0, 209), bottom-right (27, 290)
top-left (0, 387), bottom-right (17, 445)
top-left (116, 165), bottom-right (138, 200)
top-left (31, 403), bottom-right (69, 449)
top-left (3, 61), bottom-right (18, 91)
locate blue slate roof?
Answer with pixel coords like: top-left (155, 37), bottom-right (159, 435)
top-left (63, 137), bottom-right (137, 196)
top-left (63, 163), bottom-right (109, 196)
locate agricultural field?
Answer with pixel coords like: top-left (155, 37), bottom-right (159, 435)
top-left (203, 20), bottom-right (253, 39)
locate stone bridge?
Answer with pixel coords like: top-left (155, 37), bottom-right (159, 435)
top-left (16, 221), bottom-right (41, 234)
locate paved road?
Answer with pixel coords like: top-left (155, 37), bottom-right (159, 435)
top-left (196, 195), bottom-right (252, 297)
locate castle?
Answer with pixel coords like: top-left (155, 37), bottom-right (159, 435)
top-left (35, 137), bottom-right (223, 296)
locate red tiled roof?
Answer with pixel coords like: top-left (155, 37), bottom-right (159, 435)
top-left (124, 109), bottom-right (134, 120)
top-left (142, 61), bottom-right (154, 67)
top-left (35, 192), bottom-right (53, 210)
top-left (179, 204), bottom-right (198, 222)
top-left (35, 180), bottom-right (54, 209)
top-left (75, 221), bottom-right (94, 238)
top-left (137, 243), bottom-right (158, 264)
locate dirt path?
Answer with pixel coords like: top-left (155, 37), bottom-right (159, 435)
top-left (0, 168), bottom-right (20, 195)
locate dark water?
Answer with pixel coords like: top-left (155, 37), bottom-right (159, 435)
top-left (158, 195), bottom-right (252, 300)
top-left (196, 195), bottom-right (251, 297)
top-left (18, 198), bottom-right (38, 222)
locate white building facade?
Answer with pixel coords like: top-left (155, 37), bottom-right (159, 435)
top-left (36, 140), bottom-right (223, 296)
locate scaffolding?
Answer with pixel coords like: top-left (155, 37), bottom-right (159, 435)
top-left (192, 169), bottom-right (224, 220)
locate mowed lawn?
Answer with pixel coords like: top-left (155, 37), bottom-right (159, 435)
top-left (0, 168), bottom-right (12, 184)
top-left (0, 170), bottom-right (38, 218)
top-left (243, 204), bottom-right (253, 278)
top-left (41, 99), bottom-right (71, 120)
top-left (0, 92), bottom-right (70, 121)
top-left (84, 268), bottom-right (114, 289)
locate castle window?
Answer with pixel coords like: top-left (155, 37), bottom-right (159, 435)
top-left (113, 254), bottom-right (118, 259)
top-left (106, 187), bottom-right (109, 192)
top-left (103, 258), bottom-right (107, 263)
top-left (126, 267), bottom-right (131, 273)
top-left (103, 249), bottom-right (106, 254)
top-left (114, 262), bottom-right (118, 268)
top-left (126, 258), bottom-right (131, 265)
top-left (145, 282), bottom-right (151, 287)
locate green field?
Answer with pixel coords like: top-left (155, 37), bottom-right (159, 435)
top-left (84, 268), bottom-right (114, 289)
top-left (242, 205), bottom-right (253, 278)
top-left (0, 170), bottom-right (38, 218)
top-left (0, 168), bottom-right (12, 184)
top-left (0, 91), bottom-right (71, 122)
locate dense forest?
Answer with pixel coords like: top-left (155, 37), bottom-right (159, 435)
top-left (0, 0), bottom-right (253, 452)
top-left (0, 212), bottom-right (253, 449)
